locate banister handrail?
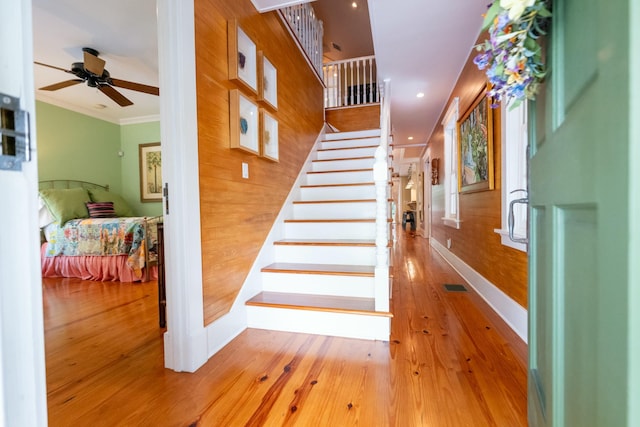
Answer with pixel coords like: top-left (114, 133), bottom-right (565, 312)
top-left (324, 54), bottom-right (376, 66)
top-left (278, 3), bottom-right (324, 79)
top-left (373, 79), bottom-right (391, 312)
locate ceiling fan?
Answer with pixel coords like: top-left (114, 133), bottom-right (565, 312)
top-left (34, 47), bottom-right (159, 107)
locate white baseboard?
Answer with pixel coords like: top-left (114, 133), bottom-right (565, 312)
top-left (430, 238), bottom-right (528, 343)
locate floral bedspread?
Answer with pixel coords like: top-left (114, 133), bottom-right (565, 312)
top-left (43, 217), bottom-right (159, 275)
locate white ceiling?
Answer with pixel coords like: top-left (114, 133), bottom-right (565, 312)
top-left (32, 0), bottom-right (485, 171)
top-left (32, 0), bottom-right (159, 124)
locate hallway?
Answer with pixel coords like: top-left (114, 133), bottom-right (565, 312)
top-left (44, 227), bottom-right (527, 426)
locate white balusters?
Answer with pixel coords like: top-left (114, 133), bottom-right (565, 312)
top-left (322, 56), bottom-right (378, 108)
top-left (279, 3), bottom-right (324, 77)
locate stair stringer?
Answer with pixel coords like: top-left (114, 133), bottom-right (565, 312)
top-left (203, 125), bottom-right (328, 358)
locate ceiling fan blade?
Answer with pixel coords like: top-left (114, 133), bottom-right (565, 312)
top-left (83, 50), bottom-right (105, 76)
top-left (98, 84), bottom-right (133, 107)
top-left (34, 61), bottom-right (73, 74)
top-left (39, 79), bottom-right (84, 91)
top-left (110, 78), bottom-right (160, 96)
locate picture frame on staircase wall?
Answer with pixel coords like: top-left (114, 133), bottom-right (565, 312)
top-left (260, 109), bottom-right (279, 162)
top-left (229, 89), bottom-right (260, 155)
top-left (258, 51), bottom-right (278, 111)
top-left (228, 19), bottom-right (258, 95)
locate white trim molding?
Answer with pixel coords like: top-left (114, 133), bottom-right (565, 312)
top-left (157, 0), bottom-right (208, 372)
top-left (430, 238), bottom-right (527, 343)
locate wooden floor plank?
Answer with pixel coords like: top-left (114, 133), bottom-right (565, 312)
top-left (44, 227), bottom-right (527, 426)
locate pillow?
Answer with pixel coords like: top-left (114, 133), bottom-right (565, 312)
top-left (86, 202), bottom-right (116, 218)
top-left (39, 188), bottom-right (91, 225)
top-left (88, 188), bottom-right (135, 217)
top-left (38, 196), bottom-right (56, 228)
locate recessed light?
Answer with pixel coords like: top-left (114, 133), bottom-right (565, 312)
top-left (408, 136), bottom-right (414, 140)
top-left (352, 2), bottom-right (358, 8)
top-left (94, 104), bottom-right (107, 110)
top-left (416, 92), bottom-right (425, 98)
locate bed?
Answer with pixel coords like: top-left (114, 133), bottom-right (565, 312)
top-left (39, 180), bottom-right (162, 282)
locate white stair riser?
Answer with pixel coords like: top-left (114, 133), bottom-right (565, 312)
top-left (312, 157), bottom-right (373, 172)
top-left (274, 245), bottom-right (376, 266)
top-left (300, 185), bottom-right (376, 201)
top-left (293, 202), bottom-right (376, 220)
top-left (261, 272), bottom-right (375, 298)
top-left (284, 221), bottom-right (376, 239)
top-left (320, 137), bottom-right (379, 150)
top-left (316, 146), bottom-right (377, 160)
top-left (306, 170), bottom-right (373, 185)
top-left (324, 129), bottom-right (381, 140)
top-left (246, 306), bottom-right (391, 340)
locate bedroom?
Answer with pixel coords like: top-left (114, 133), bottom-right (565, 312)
top-left (33, 0), bottom-right (163, 284)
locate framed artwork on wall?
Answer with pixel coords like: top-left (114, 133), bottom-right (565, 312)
top-left (229, 89), bottom-right (259, 155)
top-left (258, 51), bottom-right (278, 110)
top-left (228, 19), bottom-right (258, 95)
top-left (139, 142), bottom-right (162, 202)
top-left (260, 109), bottom-right (279, 162)
top-left (457, 87), bottom-right (494, 193)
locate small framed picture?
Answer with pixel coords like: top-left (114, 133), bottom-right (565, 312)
top-left (258, 52), bottom-right (278, 110)
top-left (228, 19), bottom-right (258, 95)
top-left (139, 142), bottom-right (162, 202)
top-left (229, 89), bottom-right (259, 155)
top-left (260, 109), bottom-right (279, 162)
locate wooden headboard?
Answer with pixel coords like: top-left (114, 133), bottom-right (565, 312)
top-left (38, 180), bottom-right (109, 191)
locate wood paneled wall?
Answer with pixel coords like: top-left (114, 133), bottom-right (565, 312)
top-left (194, 0), bottom-right (325, 325)
top-left (325, 105), bottom-right (380, 132)
top-left (427, 36), bottom-right (528, 308)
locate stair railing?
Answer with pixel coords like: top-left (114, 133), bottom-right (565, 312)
top-left (278, 3), bottom-right (324, 78)
top-left (323, 56), bottom-right (378, 108)
top-left (373, 79), bottom-right (391, 312)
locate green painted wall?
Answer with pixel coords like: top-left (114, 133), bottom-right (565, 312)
top-left (35, 101), bottom-right (162, 217)
top-left (36, 102), bottom-right (122, 195)
top-left (120, 121), bottom-right (163, 217)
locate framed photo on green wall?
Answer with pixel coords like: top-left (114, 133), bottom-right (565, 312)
top-left (139, 142), bottom-right (162, 202)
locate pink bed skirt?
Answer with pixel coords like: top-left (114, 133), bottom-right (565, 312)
top-left (41, 244), bottom-right (158, 283)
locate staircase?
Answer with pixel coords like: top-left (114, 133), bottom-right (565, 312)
top-left (245, 128), bottom-right (392, 341)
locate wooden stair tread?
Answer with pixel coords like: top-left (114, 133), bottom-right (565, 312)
top-left (275, 239), bottom-right (393, 248)
top-left (246, 292), bottom-right (392, 317)
top-left (307, 168), bottom-right (372, 174)
top-left (317, 145), bottom-right (378, 152)
top-left (300, 182), bottom-right (375, 188)
top-left (285, 218), bottom-right (392, 223)
top-left (312, 156), bottom-right (374, 162)
top-left (274, 239), bottom-right (375, 247)
top-left (293, 199), bottom-right (376, 204)
top-left (321, 136), bottom-right (380, 143)
top-left (261, 262), bottom-right (375, 276)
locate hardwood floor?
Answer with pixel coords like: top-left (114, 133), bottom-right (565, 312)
top-left (43, 228), bottom-right (527, 426)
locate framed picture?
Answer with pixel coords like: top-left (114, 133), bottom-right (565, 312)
top-left (139, 142), bottom-right (162, 202)
top-left (457, 88), bottom-right (494, 193)
top-left (228, 19), bottom-right (258, 95)
top-left (260, 109), bottom-right (279, 162)
top-left (229, 89), bottom-right (259, 155)
top-left (258, 51), bottom-right (278, 110)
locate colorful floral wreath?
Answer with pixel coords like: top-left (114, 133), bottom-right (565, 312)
top-left (474, 0), bottom-right (552, 107)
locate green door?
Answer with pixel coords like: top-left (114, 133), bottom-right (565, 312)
top-left (528, 0), bottom-right (640, 425)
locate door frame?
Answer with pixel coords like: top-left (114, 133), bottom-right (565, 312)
top-left (0, 0), bottom-right (48, 423)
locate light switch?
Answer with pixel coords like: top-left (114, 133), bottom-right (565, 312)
top-left (242, 162), bottom-right (249, 179)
